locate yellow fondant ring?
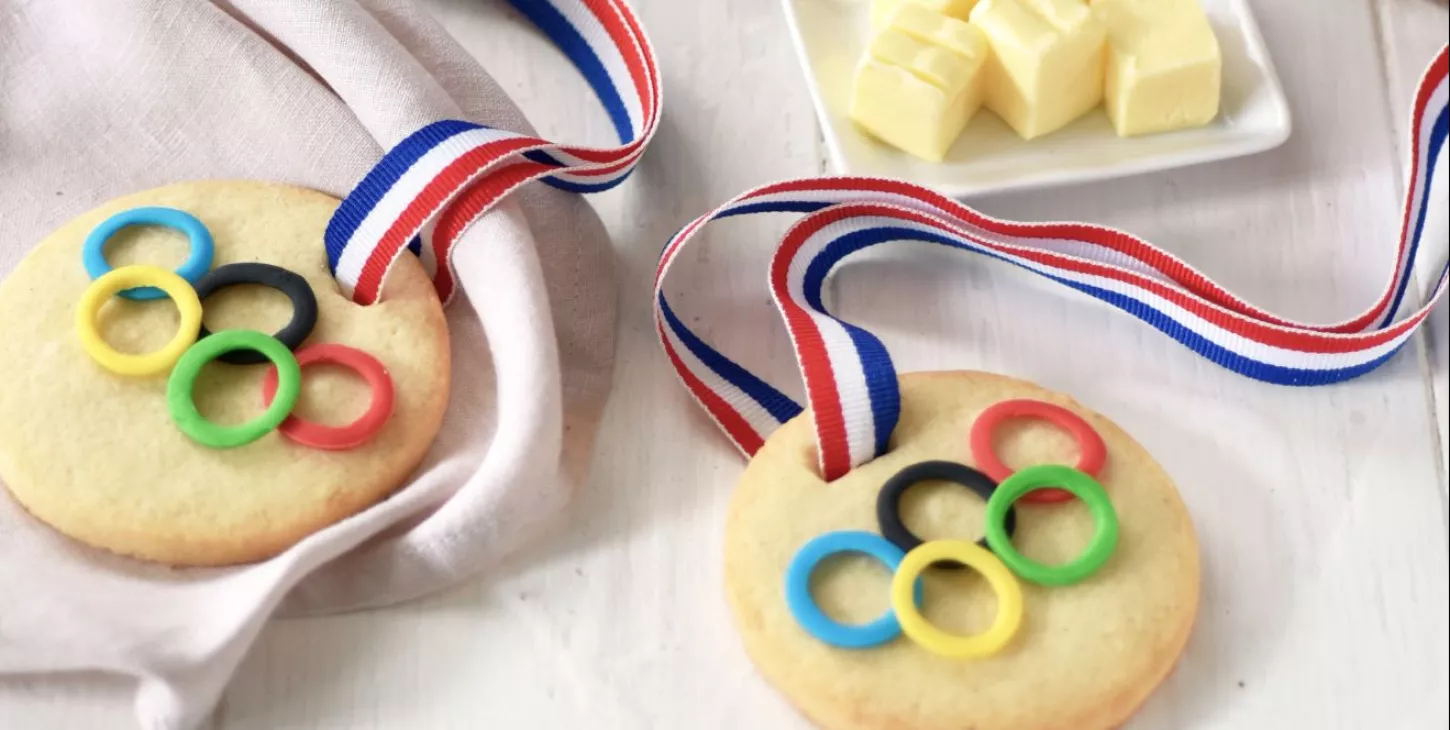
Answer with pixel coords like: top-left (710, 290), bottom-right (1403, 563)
top-left (76, 265), bottom-right (203, 376)
top-left (889, 539), bottom-right (1024, 660)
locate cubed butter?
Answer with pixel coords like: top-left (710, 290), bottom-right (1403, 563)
top-left (870, 0), bottom-right (980, 31)
top-left (969, 0), bottom-right (1106, 140)
top-left (849, 4), bottom-right (990, 161)
top-left (1092, 0), bottom-right (1221, 137)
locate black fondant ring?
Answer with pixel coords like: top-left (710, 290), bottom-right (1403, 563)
top-left (195, 263), bottom-right (318, 365)
top-left (876, 460), bottom-right (1017, 570)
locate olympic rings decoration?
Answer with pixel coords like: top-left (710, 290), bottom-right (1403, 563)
top-left (73, 206), bottom-right (396, 451)
top-left (785, 399), bottom-right (1120, 659)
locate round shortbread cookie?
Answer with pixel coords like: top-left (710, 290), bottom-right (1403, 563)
top-left (725, 371), bottom-right (1199, 730)
top-left (0, 180), bottom-right (451, 566)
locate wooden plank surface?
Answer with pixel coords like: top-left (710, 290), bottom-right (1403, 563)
top-left (1376, 0), bottom-right (1450, 484)
top-left (1, 1), bottom-right (1445, 728)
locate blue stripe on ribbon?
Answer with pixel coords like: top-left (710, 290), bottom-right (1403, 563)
top-left (1066, 278), bottom-right (1408, 385)
top-left (817, 226), bottom-right (1414, 387)
top-left (719, 201), bottom-right (837, 219)
top-left (801, 236), bottom-right (901, 459)
top-left (523, 149), bottom-right (640, 195)
top-left (540, 168), bottom-right (636, 193)
top-left (655, 201), bottom-right (837, 258)
top-left (1380, 102), bottom-right (1448, 327)
top-left (846, 326), bottom-right (901, 456)
top-left (655, 200), bottom-right (838, 266)
top-left (658, 294), bottom-right (804, 425)
top-left (525, 149), bottom-right (567, 167)
top-left (324, 119), bottom-right (482, 272)
top-left (508, 0), bottom-right (635, 145)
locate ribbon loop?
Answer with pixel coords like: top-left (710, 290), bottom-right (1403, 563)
top-left (656, 47), bottom-right (1448, 482)
top-left (324, 0), bottom-right (661, 306)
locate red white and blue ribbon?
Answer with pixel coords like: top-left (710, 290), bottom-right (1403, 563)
top-left (655, 47), bottom-right (1449, 482)
top-left (323, 0), bottom-right (659, 305)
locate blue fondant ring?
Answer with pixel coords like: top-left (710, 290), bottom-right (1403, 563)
top-left (82, 207), bottom-right (215, 301)
top-left (784, 530), bottom-right (924, 649)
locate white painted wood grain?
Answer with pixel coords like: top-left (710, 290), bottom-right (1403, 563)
top-left (214, 3), bottom-right (828, 726)
top-left (2, 1), bottom-right (1446, 729)
top-left (215, 1), bottom-right (1447, 729)
top-left (0, 675), bottom-right (140, 730)
top-left (1372, 3), bottom-right (1450, 727)
top-left (1375, 0), bottom-right (1450, 486)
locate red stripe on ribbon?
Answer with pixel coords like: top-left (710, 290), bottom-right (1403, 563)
top-left (786, 202), bottom-right (1430, 354)
top-left (770, 208), bottom-right (857, 481)
top-left (551, 151), bottom-right (643, 179)
top-left (430, 159), bottom-right (558, 302)
top-left (659, 320), bottom-right (765, 455)
top-left (353, 136), bottom-right (545, 304)
top-left (584, 0), bottom-right (655, 125)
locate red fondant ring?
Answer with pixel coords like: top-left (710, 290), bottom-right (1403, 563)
top-left (261, 343), bottom-right (395, 450)
top-left (969, 399), bottom-right (1107, 504)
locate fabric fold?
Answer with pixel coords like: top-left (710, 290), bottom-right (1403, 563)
top-left (0, 1), bottom-right (617, 728)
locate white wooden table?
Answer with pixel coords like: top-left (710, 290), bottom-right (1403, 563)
top-left (3, 0), bottom-right (1447, 727)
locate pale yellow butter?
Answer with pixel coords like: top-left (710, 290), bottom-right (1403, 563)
top-left (849, 4), bottom-right (990, 161)
top-left (1092, 0), bottom-right (1221, 137)
top-left (969, 0), bottom-right (1106, 140)
top-left (870, 0), bottom-right (980, 31)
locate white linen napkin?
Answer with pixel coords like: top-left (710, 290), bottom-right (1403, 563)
top-left (0, 1), bottom-right (618, 728)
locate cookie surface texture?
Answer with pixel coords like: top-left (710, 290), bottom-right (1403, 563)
top-left (725, 371), bottom-right (1199, 730)
top-left (0, 180), bottom-right (451, 566)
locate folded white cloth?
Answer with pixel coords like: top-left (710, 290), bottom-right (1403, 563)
top-left (0, 1), bottom-right (617, 728)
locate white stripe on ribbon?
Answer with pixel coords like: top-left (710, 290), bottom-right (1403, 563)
top-left (1387, 74), bottom-right (1449, 323)
top-left (555, 0), bottom-right (645, 135)
top-left (655, 46), bottom-right (1449, 481)
top-left (793, 213), bottom-right (1414, 370)
top-left (782, 223), bottom-right (879, 466)
top-left (659, 315), bottom-right (789, 440)
top-left (324, 0), bottom-right (659, 305)
top-left (333, 127), bottom-right (520, 285)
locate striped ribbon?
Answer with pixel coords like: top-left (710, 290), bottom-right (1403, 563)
top-left (322, 0), bottom-right (660, 305)
top-left (655, 47), bottom-right (1449, 482)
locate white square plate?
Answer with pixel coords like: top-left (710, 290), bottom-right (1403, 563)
top-left (781, 0), bottom-right (1292, 198)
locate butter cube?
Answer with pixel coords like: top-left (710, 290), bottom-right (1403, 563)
top-left (1093, 0), bottom-right (1221, 136)
top-left (969, 0), bottom-right (1106, 140)
top-left (850, 5), bottom-right (990, 161)
top-left (870, 0), bottom-right (980, 31)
